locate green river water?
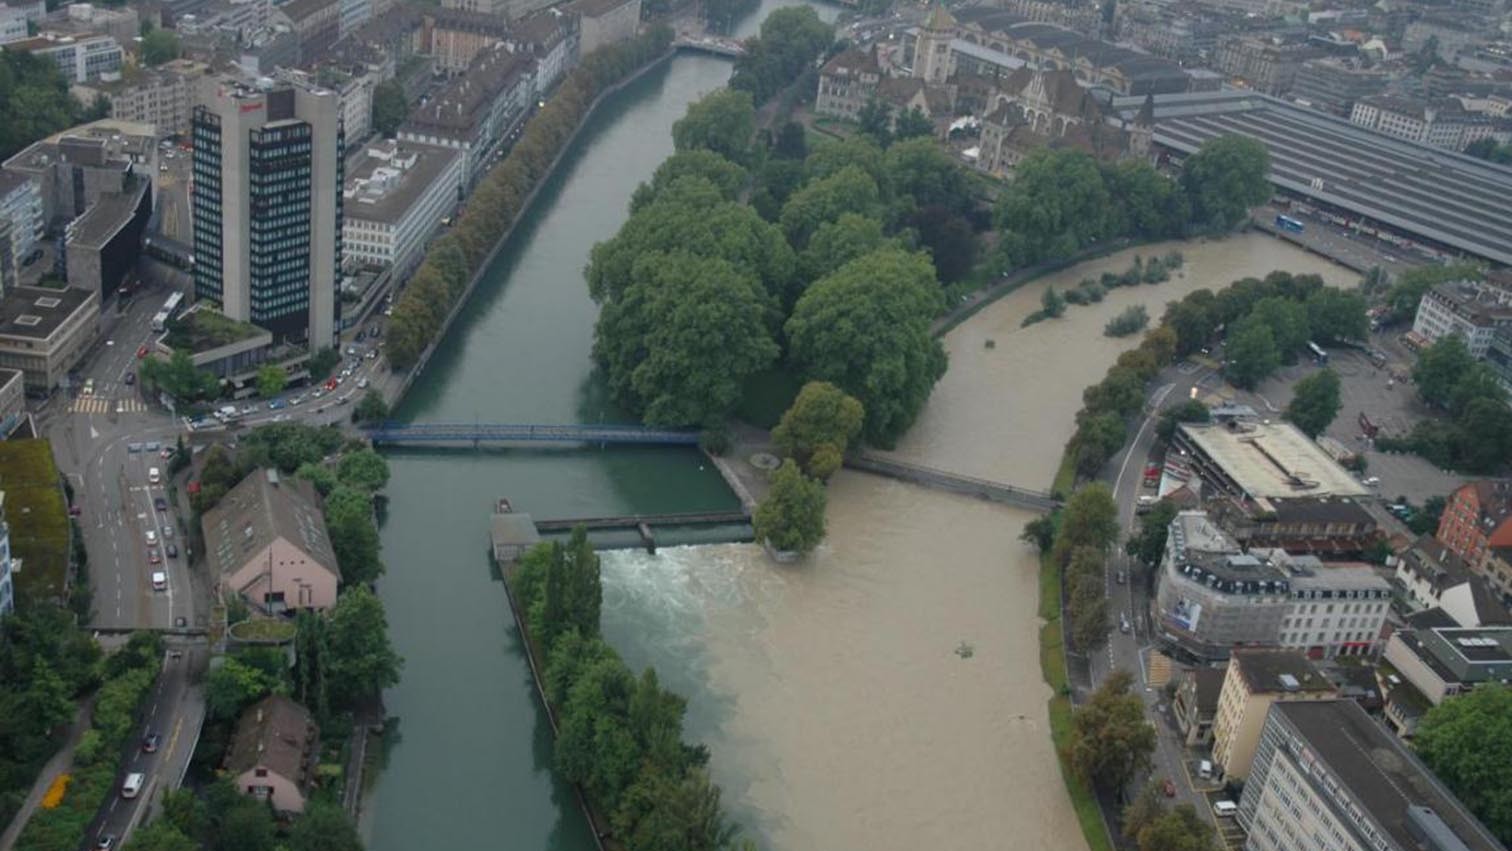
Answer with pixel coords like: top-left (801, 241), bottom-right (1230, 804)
top-left (365, 6), bottom-right (833, 847)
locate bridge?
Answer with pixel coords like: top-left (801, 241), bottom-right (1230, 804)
top-left (534, 510), bottom-right (752, 553)
top-left (672, 34), bottom-right (746, 57)
top-left (365, 423), bottom-right (700, 447)
top-left (844, 453), bottom-right (1061, 512)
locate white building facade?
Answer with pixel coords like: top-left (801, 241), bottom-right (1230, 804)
top-left (0, 171), bottom-right (43, 269)
top-left (341, 140), bottom-right (462, 277)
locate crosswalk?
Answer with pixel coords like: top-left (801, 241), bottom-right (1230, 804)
top-left (70, 397), bottom-right (148, 415)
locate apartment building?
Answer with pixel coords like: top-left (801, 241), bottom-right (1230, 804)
top-left (1211, 649), bottom-right (1337, 782)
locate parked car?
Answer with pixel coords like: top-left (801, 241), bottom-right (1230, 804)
top-left (289, 394), bottom-right (305, 406)
top-left (268, 398), bottom-right (286, 410)
top-left (144, 441), bottom-right (160, 452)
top-left (1162, 779), bottom-right (1176, 798)
top-left (124, 372), bottom-right (135, 386)
top-left (136, 344), bottom-right (149, 359)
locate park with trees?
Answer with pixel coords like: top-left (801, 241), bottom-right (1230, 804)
top-left (1376, 334), bottom-right (1512, 473)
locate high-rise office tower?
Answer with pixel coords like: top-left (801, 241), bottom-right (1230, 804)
top-left (192, 75), bottom-right (343, 349)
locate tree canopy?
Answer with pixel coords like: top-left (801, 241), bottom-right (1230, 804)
top-left (672, 89), bottom-right (756, 165)
top-left (995, 148), bottom-right (1113, 266)
top-left (772, 381), bottom-right (864, 480)
top-left (629, 149), bottom-right (748, 213)
top-left (728, 5), bottom-right (833, 105)
top-left (1068, 670), bottom-right (1156, 792)
top-left (593, 252), bottom-right (779, 427)
top-left (1284, 368), bottom-right (1342, 438)
top-left (779, 165), bottom-right (883, 248)
top-left (0, 52), bottom-right (86, 161)
top-left (141, 29), bottom-right (181, 66)
top-left (1180, 134), bottom-right (1271, 231)
top-left (753, 459), bottom-right (827, 554)
top-left (785, 248), bottom-right (947, 447)
top-left (325, 586), bottom-right (402, 708)
top-left (1415, 685), bottom-right (1512, 844)
top-left (371, 80), bottom-right (409, 138)
top-left (1225, 315), bottom-right (1280, 390)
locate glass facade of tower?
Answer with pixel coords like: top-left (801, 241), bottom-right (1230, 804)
top-left (248, 121), bottom-right (314, 336)
top-left (190, 106), bottom-right (223, 305)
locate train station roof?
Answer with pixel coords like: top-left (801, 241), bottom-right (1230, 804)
top-left (1121, 91), bottom-right (1512, 266)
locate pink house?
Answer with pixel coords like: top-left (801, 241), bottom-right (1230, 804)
top-left (226, 695), bottom-right (319, 814)
top-left (202, 469), bottom-right (340, 612)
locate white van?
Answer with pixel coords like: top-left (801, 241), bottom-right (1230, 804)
top-left (1213, 800), bottom-right (1238, 818)
top-left (121, 772), bottom-right (145, 799)
top-left (148, 467), bottom-right (161, 484)
top-left (151, 571), bottom-right (167, 591)
top-left (1198, 759), bottom-right (1214, 779)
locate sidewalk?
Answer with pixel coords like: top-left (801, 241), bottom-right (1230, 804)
top-left (0, 697), bottom-right (96, 851)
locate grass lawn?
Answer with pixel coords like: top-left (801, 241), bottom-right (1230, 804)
top-left (0, 440), bottom-right (71, 601)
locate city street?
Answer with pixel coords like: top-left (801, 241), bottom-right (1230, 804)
top-left (81, 644), bottom-right (207, 850)
top-left (1083, 362), bottom-right (1220, 826)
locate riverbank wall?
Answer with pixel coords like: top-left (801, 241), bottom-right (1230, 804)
top-left (388, 47), bottom-right (678, 410)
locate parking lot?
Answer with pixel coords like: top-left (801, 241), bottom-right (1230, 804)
top-left (1245, 343), bottom-right (1468, 506)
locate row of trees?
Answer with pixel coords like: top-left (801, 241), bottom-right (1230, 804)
top-left (512, 530), bottom-right (749, 850)
top-left (995, 135), bottom-right (1270, 270)
top-left (592, 94), bottom-right (968, 446)
top-left (1121, 783), bottom-right (1218, 851)
top-left (1378, 335), bottom-right (1512, 472)
top-left (386, 27), bottom-right (674, 370)
top-left (16, 633), bottom-right (163, 851)
top-left (727, 6), bottom-right (833, 105)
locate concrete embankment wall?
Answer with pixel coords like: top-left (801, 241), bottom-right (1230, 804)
top-left (389, 48), bottom-right (677, 409)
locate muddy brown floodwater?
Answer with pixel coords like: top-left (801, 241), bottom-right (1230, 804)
top-left (599, 233), bottom-right (1356, 851)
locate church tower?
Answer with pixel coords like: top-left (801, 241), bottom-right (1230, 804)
top-left (913, 1), bottom-right (957, 84)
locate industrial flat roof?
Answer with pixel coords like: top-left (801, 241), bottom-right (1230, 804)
top-left (0, 285), bottom-right (94, 341)
top-left (1274, 700), bottom-right (1505, 851)
top-left (342, 142), bottom-right (460, 226)
top-left (1143, 92), bottom-right (1512, 266)
top-left (1181, 421), bottom-right (1370, 499)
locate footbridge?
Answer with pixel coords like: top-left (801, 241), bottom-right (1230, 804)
top-left (365, 423), bottom-right (700, 447)
top-left (672, 34), bottom-right (747, 57)
top-left (535, 510), bottom-right (752, 554)
top-left (844, 453), bottom-right (1061, 512)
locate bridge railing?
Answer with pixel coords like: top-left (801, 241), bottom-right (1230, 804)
top-left (364, 422), bottom-right (701, 445)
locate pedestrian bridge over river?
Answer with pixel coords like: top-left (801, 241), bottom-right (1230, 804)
top-left (366, 423), bottom-right (1062, 512)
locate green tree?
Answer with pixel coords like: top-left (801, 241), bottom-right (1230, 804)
top-left (1021, 515), bottom-right (1056, 553)
top-left (326, 585), bottom-right (402, 709)
top-left (1465, 138), bottom-right (1512, 164)
top-left (140, 349), bottom-right (220, 401)
top-left (1156, 398), bottom-right (1210, 441)
top-left (779, 165), bottom-right (883, 248)
top-left (371, 80), bottom-right (408, 137)
top-left (1416, 686), bottom-right (1512, 842)
top-left (1225, 316), bottom-right (1280, 390)
top-left (892, 106), bottom-right (934, 141)
top-left (672, 89), bottom-right (755, 165)
top-left (1069, 669), bottom-right (1156, 792)
top-left (353, 390), bottom-right (389, 424)
top-left (996, 148), bottom-right (1112, 265)
top-left (909, 206), bottom-right (977, 284)
top-left (1285, 369), bottom-right (1342, 438)
top-left (1162, 289), bottom-right (1218, 356)
top-left (1305, 288), bottom-right (1368, 344)
top-left (613, 767), bottom-right (739, 851)
top-left (1052, 483), bottom-right (1119, 565)
top-left (800, 212), bottom-right (895, 281)
top-left (1454, 397), bottom-right (1512, 473)
top-left (286, 802), bottom-right (364, 851)
top-left (753, 459), bottom-right (827, 554)
top-left (728, 5), bottom-right (833, 104)
top-left (1073, 411), bottom-right (1127, 478)
top-left (1138, 804), bottom-right (1218, 851)
top-left (1105, 159), bottom-right (1189, 239)
top-left (140, 29), bottom-right (180, 66)
top-left (255, 364), bottom-right (287, 398)
top-left (593, 252), bottom-right (779, 427)
top-left (1069, 574), bottom-right (1109, 650)
top-left (1247, 296), bottom-right (1310, 362)
top-left (217, 800), bottom-right (276, 851)
top-left (0, 52), bottom-right (88, 162)
top-left (785, 248), bottom-right (946, 447)
top-left (1124, 500), bottom-right (1178, 567)
top-left (1180, 134), bottom-right (1270, 231)
top-left (205, 658), bottom-right (280, 721)
top-left (125, 821), bottom-right (198, 851)
top-left (884, 136), bottom-right (970, 214)
top-left (336, 448), bottom-right (390, 492)
top-left (1121, 782), bottom-right (1167, 841)
top-left (771, 381), bottom-right (864, 480)
top-left (1414, 335), bottom-right (1477, 410)
top-left (630, 149), bottom-right (747, 213)
top-left (856, 98), bottom-right (892, 147)
top-left (324, 486), bottom-right (382, 586)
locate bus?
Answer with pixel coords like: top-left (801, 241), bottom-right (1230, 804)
top-left (151, 292), bottom-right (184, 332)
top-left (1275, 215), bottom-right (1305, 233)
top-left (1307, 341), bottom-right (1328, 364)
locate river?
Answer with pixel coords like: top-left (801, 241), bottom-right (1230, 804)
top-left (362, 4), bottom-right (831, 850)
top-left (364, 9), bottom-right (1355, 849)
